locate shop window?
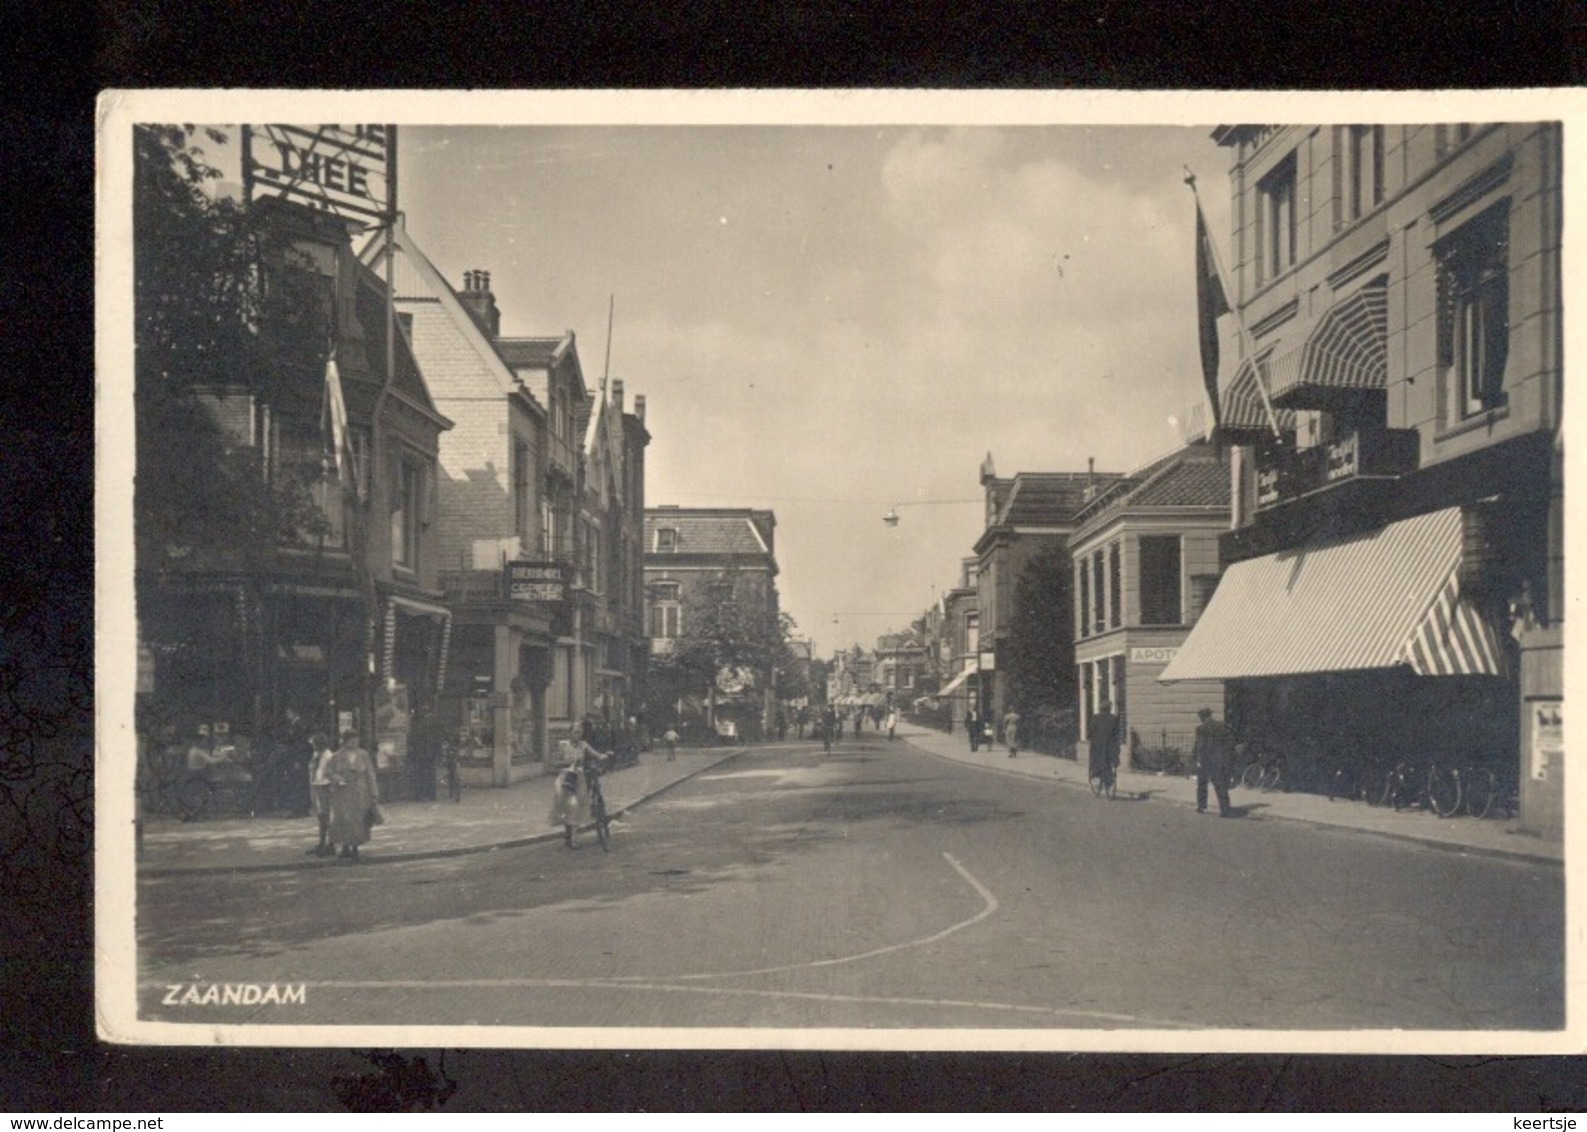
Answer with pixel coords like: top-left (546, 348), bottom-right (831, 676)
top-left (1438, 203), bottom-right (1510, 421)
top-left (1139, 535), bottom-right (1183, 626)
top-left (1259, 152), bottom-right (1298, 283)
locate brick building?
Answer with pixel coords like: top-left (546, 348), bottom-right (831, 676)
top-left (374, 226), bottom-right (649, 784)
top-left (1164, 122), bottom-right (1562, 835)
top-left (643, 507), bottom-right (780, 740)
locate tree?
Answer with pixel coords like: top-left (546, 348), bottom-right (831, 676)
top-left (1006, 547), bottom-right (1075, 712)
top-left (641, 567), bottom-right (788, 733)
top-left (133, 124), bottom-right (328, 570)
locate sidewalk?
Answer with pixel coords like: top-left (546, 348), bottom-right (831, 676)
top-left (895, 721), bottom-right (1563, 866)
top-left (139, 747), bottom-right (747, 876)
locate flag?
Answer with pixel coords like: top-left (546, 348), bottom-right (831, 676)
top-left (322, 353), bottom-right (352, 485)
top-left (1194, 199), bottom-right (1230, 435)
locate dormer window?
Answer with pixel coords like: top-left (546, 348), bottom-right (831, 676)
top-left (655, 527), bottom-right (678, 552)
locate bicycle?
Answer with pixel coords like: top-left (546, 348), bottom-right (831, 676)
top-left (588, 771), bottom-right (611, 852)
top-left (1425, 759), bottom-right (1463, 818)
top-left (1088, 755), bottom-right (1118, 799)
top-left (1238, 743), bottom-right (1283, 792)
top-left (1457, 764), bottom-right (1518, 820)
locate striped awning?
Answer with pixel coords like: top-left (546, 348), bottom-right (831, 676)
top-left (1159, 506), bottom-right (1506, 682)
top-left (1218, 352), bottom-right (1300, 441)
top-left (937, 661), bottom-right (979, 697)
top-left (1269, 280), bottom-right (1389, 405)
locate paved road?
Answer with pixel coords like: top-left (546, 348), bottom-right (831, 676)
top-left (135, 731), bottom-right (1563, 1033)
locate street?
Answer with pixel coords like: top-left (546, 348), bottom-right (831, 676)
top-left (136, 731), bottom-right (1563, 1032)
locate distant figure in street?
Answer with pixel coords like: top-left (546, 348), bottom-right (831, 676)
top-left (776, 711), bottom-right (788, 741)
top-left (884, 708), bottom-right (898, 740)
top-left (326, 731), bottom-right (381, 862)
top-left (1088, 699), bottom-right (1121, 796)
top-left (853, 711), bottom-right (863, 739)
top-left (966, 709), bottom-right (982, 752)
top-left (662, 727), bottom-right (679, 761)
top-left (1193, 706), bottom-right (1235, 816)
top-left (819, 706), bottom-right (837, 754)
top-left (1002, 707), bottom-right (1022, 758)
top-left (307, 731), bottom-right (336, 857)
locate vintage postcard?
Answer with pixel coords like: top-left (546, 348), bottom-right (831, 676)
top-left (95, 88), bottom-right (1582, 1052)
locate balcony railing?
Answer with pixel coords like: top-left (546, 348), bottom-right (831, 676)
top-left (1254, 428), bottom-right (1419, 511)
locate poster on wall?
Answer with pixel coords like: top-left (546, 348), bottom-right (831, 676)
top-left (1531, 700), bottom-right (1563, 781)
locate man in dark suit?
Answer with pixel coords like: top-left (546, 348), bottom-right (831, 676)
top-left (1193, 705), bottom-right (1235, 816)
top-left (1089, 698), bottom-right (1121, 792)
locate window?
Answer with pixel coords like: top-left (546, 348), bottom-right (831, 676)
top-left (1437, 123), bottom-right (1477, 157)
top-left (1091, 551), bottom-right (1105, 633)
top-left (391, 456), bottom-right (420, 570)
top-left (1259, 153), bottom-right (1298, 282)
top-left (1077, 562), bottom-right (1090, 638)
top-left (540, 497), bottom-right (555, 557)
top-left (1340, 125), bottom-right (1384, 224)
top-left (1437, 203), bottom-right (1510, 420)
top-left (966, 614), bottom-right (979, 655)
top-left (649, 582), bottom-right (681, 638)
top-left (1108, 542), bottom-right (1122, 630)
top-left (655, 527), bottom-right (677, 552)
top-left (1138, 536), bottom-right (1183, 626)
top-left (512, 438), bottom-right (531, 546)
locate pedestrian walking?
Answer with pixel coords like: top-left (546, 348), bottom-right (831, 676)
top-left (663, 727), bottom-right (679, 761)
top-left (1193, 706), bottom-right (1235, 816)
top-left (306, 731), bottom-right (336, 857)
top-left (1003, 706), bottom-right (1021, 758)
top-left (820, 706), bottom-right (837, 754)
top-left (1088, 699), bottom-right (1121, 795)
top-left (852, 711), bottom-right (863, 739)
top-left (966, 709), bottom-right (982, 752)
top-left (884, 708), bottom-right (897, 739)
top-left (325, 731), bottom-right (381, 862)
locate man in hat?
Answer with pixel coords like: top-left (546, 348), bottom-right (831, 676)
top-left (1192, 706), bottom-right (1235, 816)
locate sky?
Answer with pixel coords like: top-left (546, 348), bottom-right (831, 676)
top-left (384, 117), bottom-right (1234, 656)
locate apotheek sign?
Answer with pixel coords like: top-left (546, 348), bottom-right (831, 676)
top-left (506, 561), bottom-right (570, 603)
top-left (1129, 646), bottom-right (1179, 665)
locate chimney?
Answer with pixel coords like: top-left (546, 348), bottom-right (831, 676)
top-left (634, 395), bottom-right (646, 423)
top-left (458, 268), bottom-right (501, 339)
top-left (611, 380), bottom-right (624, 410)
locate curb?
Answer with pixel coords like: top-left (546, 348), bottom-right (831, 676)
top-left (139, 747), bottom-right (752, 877)
top-left (902, 733), bottom-right (1562, 868)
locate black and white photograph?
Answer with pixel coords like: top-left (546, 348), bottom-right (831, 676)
top-left (96, 90), bottom-right (1578, 1052)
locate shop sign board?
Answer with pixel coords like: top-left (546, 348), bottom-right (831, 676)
top-left (243, 124), bottom-right (396, 223)
top-left (506, 561), bottom-right (570, 604)
top-left (1129, 646), bottom-right (1179, 666)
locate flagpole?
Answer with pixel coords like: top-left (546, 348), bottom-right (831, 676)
top-left (1185, 170), bottom-right (1283, 443)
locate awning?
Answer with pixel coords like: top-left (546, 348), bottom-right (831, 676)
top-left (1159, 506), bottom-right (1506, 683)
top-left (1269, 280), bottom-right (1389, 406)
top-left (937, 661), bottom-right (979, 698)
top-left (1218, 352), bottom-right (1300, 441)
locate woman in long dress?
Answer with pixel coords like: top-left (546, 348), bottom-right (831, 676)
top-left (326, 731), bottom-right (381, 862)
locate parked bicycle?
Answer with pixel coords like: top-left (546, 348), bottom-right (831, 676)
top-left (1237, 742), bottom-right (1284, 792)
top-left (1457, 764), bottom-right (1518, 820)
